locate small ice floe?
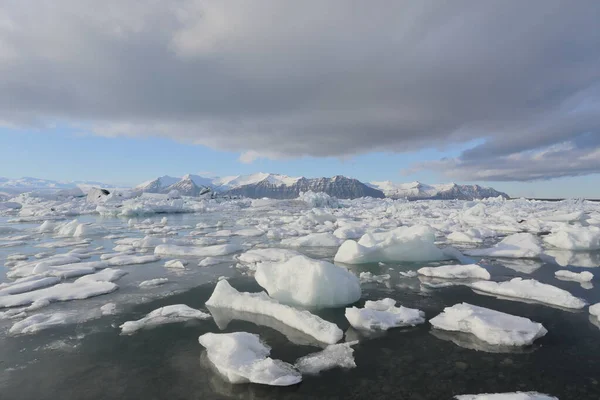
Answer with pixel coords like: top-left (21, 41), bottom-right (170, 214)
top-left (294, 342), bottom-right (357, 375)
top-left (399, 270), bottom-right (418, 278)
top-left (6, 254), bottom-right (29, 261)
top-left (237, 248), bottom-right (302, 267)
top-left (543, 226), bottom-right (600, 251)
top-left (254, 255), bottom-right (361, 308)
top-left (100, 251), bottom-right (135, 260)
top-left (447, 229), bottom-right (484, 244)
top-left (417, 264), bottom-right (490, 280)
top-left (465, 233), bottom-right (543, 259)
top-left (9, 312), bottom-right (79, 335)
top-left (545, 250), bottom-right (600, 268)
top-left (164, 259), bottom-right (187, 269)
top-left (334, 225), bottom-right (451, 264)
top-left (455, 392), bottom-right (558, 400)
top-left (198, 257), bottom-right (225, 267)
top-left (359, 272), bottom-right (391, 284)
top-left (35, 239), bottom-right (91, 249)
top-left (555, 270), bottom-right (593, 283)
top-left (205, 280), bottom-right (343, 345)
top-left (590, 303), bottom-right (600, 320)
top-left (0, 276), bottom-right (61, 296)
top-left (74, 268), bottom-right (128, 283)
top-left (139, 278), bottom-right (169, 288)
top-left (281, 232), bottom-right (343, 247)
top-left (198, 332), bottom-right (302, 386)
top-left (107, 254), bottom-right (160, 266)
top-left (32, 260), bottom-right (109, 279)
top-left (120, 305), bottom-right (210, 334)
top-left (345, 298), bottom-right (425, 331)
top-left (100, 303), bottom-right (117, 315)
top-left (430, 303), bottom-right (547, 347)
top-left (470, 278), bottom-right (587, 309)
top-left (0, 280), bottom-right (118, 309)
top-left (154, 243), bottom-right (243, 257)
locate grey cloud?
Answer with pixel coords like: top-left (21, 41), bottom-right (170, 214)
top-left (1, 0), bottom-right (600, 179)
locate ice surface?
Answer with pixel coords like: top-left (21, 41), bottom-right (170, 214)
top-left (198, 332), bottom-right (302, 386)
top-left (0, 280), bottom-right (118, 308)
top-left (555, 270), bottom-right (593, 282)
top-left (154, 243), bottom-right (243, 257)
top-left (205, 280), bottom-right (343, 344)
top-left (466, 233), bottom-right (543, 259)
top-left (0, 276), bottom-right (61, 296)
top-left (334, 225), bottom-right (450, 264)
top-left (345, 298), bottom-right (426, 331)
top-left (359, 272), bottom-right (391, 284)
top-left (294, 343), bottom-right (356, 374)
top-left (139, 278), bottom-right (169, 287)
top-left (198, 257), bottom-right (225, 267)
top-left (589, 303), bottom-right (600, 318)
top-left (430, 303), bottom-right (547, 346)
top-left (255, 255), bottom-right (361, 308)
top-left (471, 278), bottom-right (587, 309)
top-left (164, 259), bottom-right (187, 269)
top-left (543, 226), bottom-right (600, 251)
top-left (455, 392), bottom-right (558, 400)
top-left (74, 268), bottom-right (128, 283)
top-left (9, 312), bottom-right (79, 335)
top-left (447, 229), bottom-right (485, 244)
top-left (418, 264), bottom-right (491, 280)
top-left (281, 232), bottom-right (343, 247)
top-left (298, 191), bottom-right (340, 208)
top-left (120, 305), bottom-right (210, 334)
top-left (107, 254), bottom-right (160, 266)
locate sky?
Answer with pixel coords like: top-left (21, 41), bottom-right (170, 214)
top-left (1, 1), bottom-right (599, 198)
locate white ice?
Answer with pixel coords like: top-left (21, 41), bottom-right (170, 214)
top-left (164, 259), bottom-right (187, 269)
top-left (74, 268), bottom-right (128, 283)
top-left (0, 280), bottom-right (118, 308)
top-left (471, 278), bottom-right (587, 309)
top-left (0, 276), bottom-right (61, 296)
top-left (345, 298), bottom-right (426, 331)
top-left (430, 303), bottom-right (547, 346)
top-left (107, 254), bottom-right (160, 266)
top-left (198, 332), bottom-right (302, 386)
top-left (281, 232), bottom-right (343, 247)
top-left (139, 278), bottom-right (169, 287)
top-left (455, 392), bottom-right (558, 400)
top-left (120, 304), bottom-right (210, 334)
top-left (554, 270), bottom-right (593, 283)
top-left (294, 342), bottom-right (356, 374)
top-left (255, 255), bottom-right (361, 308)
top-left (418, 264), bottom-right (491, 280)
top-left (543, 226), bottom-right (600, 251)
top-left (205, 280), bottom-right (343, 344)
top-left (466, 233), bottom-right (543, 259)
top-left (154, 243), bottom-right (243, 257)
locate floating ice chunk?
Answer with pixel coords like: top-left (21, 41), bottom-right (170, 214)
top-left (107, 254), bottom-right (160, 266)
top-left (73, 223), bottom-right (108, 237)
top-left (430, 303), bottom-right (547, 347)
top-left (499, 259), bottom-right (543, 274)
top-left (281, 233), bottom-right (343, 247)
top-left (543, 226), bottom-right (600, 251)
top-left (294, 343), bottom-right (356, 374)
top-left (345, 298), bottom-right (425, 331)
top-left (205, 280), bottom-right (343, 344)
top-left (238, 248), bottom-right (301, 265)
top-left (120, 305), bottom-right (210, 334)
top-left (101, 303), bottom-right (117, 315)
top-left (255, 255), bottom-right (361, 308)
top-left (7, 253), bottom-right (28, 261)
top-left (154, 243), bottom-right (243, 257)
top-left (418, 264), bottom-right (491, 280)
top-left (545, 250), bottom-right (600, 268)
top-left (447, 230), bottom-right (484, 244)
top-left (139, 278), bottom-right (169, 287)
top-left (0, 280), bottom-right (117, 308)
top-left (198, 257), bottom-right (225, 267)
top-left (359, 272), bottom-right (391, 284)
top-left (9, 312), bottom-right (77, 335)
top-left (465, 233), bottom-right (543, 259)
top-left (298, 191), bottom-right (340, 208)
top-left (540, 210), bottom-right (587, 223)
top-left (471, 278), bottom-right (587, 309)
top-left (34, 260), bottom-right (109, 279)
top-left (590, 303), bottom-right (600, 319)
top-left (165, 259), bottom-right (187, 269)
top-left (555, 270), bottom-right (593, 283)
top-left (0, 276), bottom-right (60, 296)
top-left (334, 225), bottom-right (450, 264)
top-left (36, 239), bottom-right (91, 249)
top-left (455, 392), bottom-right (558, 400)
top-left (233, 228), bottom-right (265, 237)
top-left (399, 270), bottom-right (418, 278)
top-left (74, 268), bottom-right (128, 283)
top-left (199, 332), bottom-right (302, 386)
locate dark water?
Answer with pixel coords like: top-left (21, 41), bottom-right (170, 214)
top-left (2, 270), bottom-right (600, 400)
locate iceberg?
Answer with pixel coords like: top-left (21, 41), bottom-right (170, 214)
top-left (255, 255), bottom-right (361, 308)
top-left (543, 226), bottom-right (600, 251)
top-left (466, 233), bottom-right (543, 259)
top-left (120, 305), bottom-right (210, 334)
top-left (417, 264), bottom-right (491, 280)
top-left (294, 343), bottom-right (356, 374)
top-left (205, 280), bottom-right (343, 345)
top-left (471, 278), bottom-right (587, 309)
top-left (334, 225), bottom-right (450, 264)
top-left (430, 303), bottom-right (547, 346)
top-left (345, 298), bottom-right (425, 331)
top-left (198, 332), bottom-right (302, 386)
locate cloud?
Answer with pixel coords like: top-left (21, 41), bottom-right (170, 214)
top-left (1, 0), bottom-right (600, 179)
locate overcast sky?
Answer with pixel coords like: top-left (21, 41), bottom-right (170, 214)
top-left (1, 1), bottom-right (599, 197)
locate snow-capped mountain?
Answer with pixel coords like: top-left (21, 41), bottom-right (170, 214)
top-left (164, 176), bottom-right (211, 197)
top-left (0, 176), bottom-right (116, 193)
top-left (368, 181), bottom-right (509, 200)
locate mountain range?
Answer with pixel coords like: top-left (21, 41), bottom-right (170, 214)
top-left (0, 174), bottom-right (509, 200)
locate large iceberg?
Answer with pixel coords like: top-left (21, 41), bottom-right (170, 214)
top-left (345, 298), bottom-right (425, 331)
top-left (255, 255), bottom-right (361, 308)
top-left (471, 278), bottom-right (587, 309)
top-left (205, 280), bottom-right (343, 344)
top-left (417, 264), bottom-right (491, 280)
top-left (466, 233), bottom-right (543, 259)
top-left (430, 303), bottom-right (547, 346)
top-left (198, 332), bottom-right (302, 386)
top-left (334, 225), bottom-right (450, 264)
top-left (120, 305), bottom-right (211, 334)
